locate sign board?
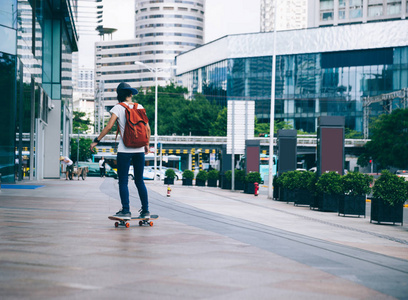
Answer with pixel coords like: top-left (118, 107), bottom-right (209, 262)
top-left (227, 100), bottom-right (255, 154)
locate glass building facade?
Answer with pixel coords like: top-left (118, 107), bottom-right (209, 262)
top-left (177, 22), bottom-right (408, 135)
top-left (0, 0), bottom-right (78, 183)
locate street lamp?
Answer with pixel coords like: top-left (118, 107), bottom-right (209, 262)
top-left (134, 61), bottom-right (177, 181)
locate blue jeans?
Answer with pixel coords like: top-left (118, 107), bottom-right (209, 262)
top-left (116, 152), bottom-right (148, 213)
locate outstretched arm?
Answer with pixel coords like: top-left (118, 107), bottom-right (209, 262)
top-left (90, 114), bottom-right (118, 151)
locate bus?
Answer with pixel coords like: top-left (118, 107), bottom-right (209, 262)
top-left (259, 154), bottom-right (277, 183)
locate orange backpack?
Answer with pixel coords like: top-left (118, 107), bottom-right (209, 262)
top-left (116, 102), bottom-right (149, 148)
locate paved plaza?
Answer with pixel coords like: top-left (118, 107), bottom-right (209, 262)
top-left (0, 177), bottom-right (407, 299)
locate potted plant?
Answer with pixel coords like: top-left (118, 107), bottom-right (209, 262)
top-left (294, 171), bottom-right (317, 207)
top-left (234, 169), bottom-right (245, 190)
top-left (221, 170), bottom-right (232, 189)
top-left (339, 172), bottom-right (372, 217)
top-left (371, 170), bottom-right (407, 225)
top-left (182, 170), bottom-right (194, 186)
top-left (207, 169), bottom-right (219, 187)
top-left (280, 171), bottom-right (299, 203)
top-left (244, 171), bottom-right (262, 194)
top-left (195, 170), bottom-right (207, 187)
top-left (164, 168), bottom-right (176, 185)
top-left (316, 171), bottom-right (343, 212)
top-left (273, 175), bottom-right (280, 200)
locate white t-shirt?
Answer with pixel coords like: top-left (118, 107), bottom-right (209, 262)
top-left (61, 157), bottom-right (73, 166)
top-left (110, 102), bottom-right (146, 153)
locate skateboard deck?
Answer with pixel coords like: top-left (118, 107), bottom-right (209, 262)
top-left (108, 215), bottom-right (159, 228)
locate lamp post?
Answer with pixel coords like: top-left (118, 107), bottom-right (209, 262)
top-left (134, 61), bottom-right (176, 181)
top-left (268, 1), bottom-right (278, 199)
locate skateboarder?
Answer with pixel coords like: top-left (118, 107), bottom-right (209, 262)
top-left (90, 82), bottom-right (151, 219)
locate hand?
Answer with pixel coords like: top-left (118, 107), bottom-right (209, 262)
top-left (144, 145), bottom-right (149, 154)
top-left (90, 142), bottom-right (97, 151)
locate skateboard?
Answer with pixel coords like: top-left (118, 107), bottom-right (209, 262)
top-left (108, 215), bottom-right (159, 228)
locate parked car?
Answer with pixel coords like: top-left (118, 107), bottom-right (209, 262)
top-left (77, 162), bottom-right (117, 179)
top-left (396, 170), bottom-right (408, 181)
top-left (128, 166), bottom-right (164, 180)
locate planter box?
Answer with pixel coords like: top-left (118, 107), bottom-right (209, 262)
top-left (244, 182), bottom-right (256, 194)
top-left (221, 176), bottom-right (231, 189)
top-left (338, 195), bottom-right (366, 217)
top-left (280, 188), bottom-right (296, 203)
top-left (285, 189), bottom-right (297, 203)
top-left (310, 193), bottom-right (319, 210)
top-left (318, 193), bottom-right (341, 212)
top-left (196, 179), bottom-right (206, 187)
top-left (164, 178), bottom-right (174, 185)
top-left (208, 179), bottom-right (218, 187)
top-left (370, 198), bottom-right (404, 225)
top-left (234, 181), bottom-right (245, 190)
top-left (182, 178), bottom-right (193, 186)
top-left (294, 189), bottom-right (313, 206)
top-left (273, 186), bottom-right (281, 201)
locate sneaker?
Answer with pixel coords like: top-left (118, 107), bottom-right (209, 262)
top-left (138, 209), bottom-right (150, 218)
top-left (114, 209), bottom-right (131, 219)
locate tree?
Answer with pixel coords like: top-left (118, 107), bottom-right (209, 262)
top-left (358, 109), bottom-right (408, 169)
top-left (136, 84), bottom-right (222, 136)
top-left (254, 118), bottom-right (294, 136)
top-left (73, 111), bottom-right (92, 133)
top-left (209, 107), bottom-right (227, 136)
top-left (70, 137), bottom-right (95, 163)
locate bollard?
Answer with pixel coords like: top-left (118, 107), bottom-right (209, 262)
top-left (167, 185), bottom-right (171, 197)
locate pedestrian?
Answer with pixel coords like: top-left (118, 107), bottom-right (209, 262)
top-left (90, 82), bottom-right (151, 219)
top-left (60, 156), bottom-right (74, 180)
top-left (99, 156), bottom-right (106, 178)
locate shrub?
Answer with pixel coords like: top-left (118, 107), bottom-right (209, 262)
top-left (316, 171), bottom-right (343, 195)
top-left (298, 171), bottom-right (317, 192)
top-left (207, 169), bottom-right (219, 180)
top-left (165, 168), bottom-right (176, 179)
top-left (280, 171), bottom-right (300, 191)
top-left (245, 171), bottom-right (262, 184)
top-left (373, 170), bottom-right (408, 206)
top-left (342, 171), bottom-right (373, 196)
top-left (234, 169), bottom-right (245, 182)
top-left (196, 170), bottom-right (208, 181)
top-left (224, 170), bottom-right (232, 181)
top-left (182, 170), bottom-right (194, 180)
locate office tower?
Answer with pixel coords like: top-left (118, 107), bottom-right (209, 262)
top-left (95, 0), bottom-right (205, 114)
top-left (261, 0), bottom-right (308, 31)
top-left (309, 0), bottom-right (407, 28)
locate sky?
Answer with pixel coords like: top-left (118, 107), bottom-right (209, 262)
top-left (77, 0), bottom-right (260, 68)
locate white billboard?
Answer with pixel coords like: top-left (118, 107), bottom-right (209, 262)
top-left (227, 100), bottom-right (255, 154)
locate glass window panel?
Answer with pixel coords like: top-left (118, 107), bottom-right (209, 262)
top-left (0, 0), bottom-right (16, 28)
top-left (0, 26), bottom-right (16, 55)
top-left (320, 0), bottom-right (334, 9)
top-left (368, 5), bottom-right (383, 17)
top-left (387, 3), bottom-right (401, 14)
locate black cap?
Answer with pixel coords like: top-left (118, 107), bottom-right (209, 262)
top-left (117, 82), bottom-right (138, 95)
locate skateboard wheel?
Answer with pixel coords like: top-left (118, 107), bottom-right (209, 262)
top-left (139, 221), bottom-right (143, 226)
top-left (149, 221), bottom-right (153, 227)
top-left (114, 222), bottom-right (119, 228)
top-left (125, 222), bottom-right (130, 228)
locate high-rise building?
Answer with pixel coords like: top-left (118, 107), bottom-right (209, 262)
top-left (262, 1), bottom-right (407, 31)
top-left (1, 0), bottom-right (78, 182)
top-left (95, 0), bottom-right (205, 116)
top-left (309, 0), bottom-right (407, 28)
top-left (176, 20), bottom-right (408, 135)
top-left (261, 0), bottom-right (308, 32)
